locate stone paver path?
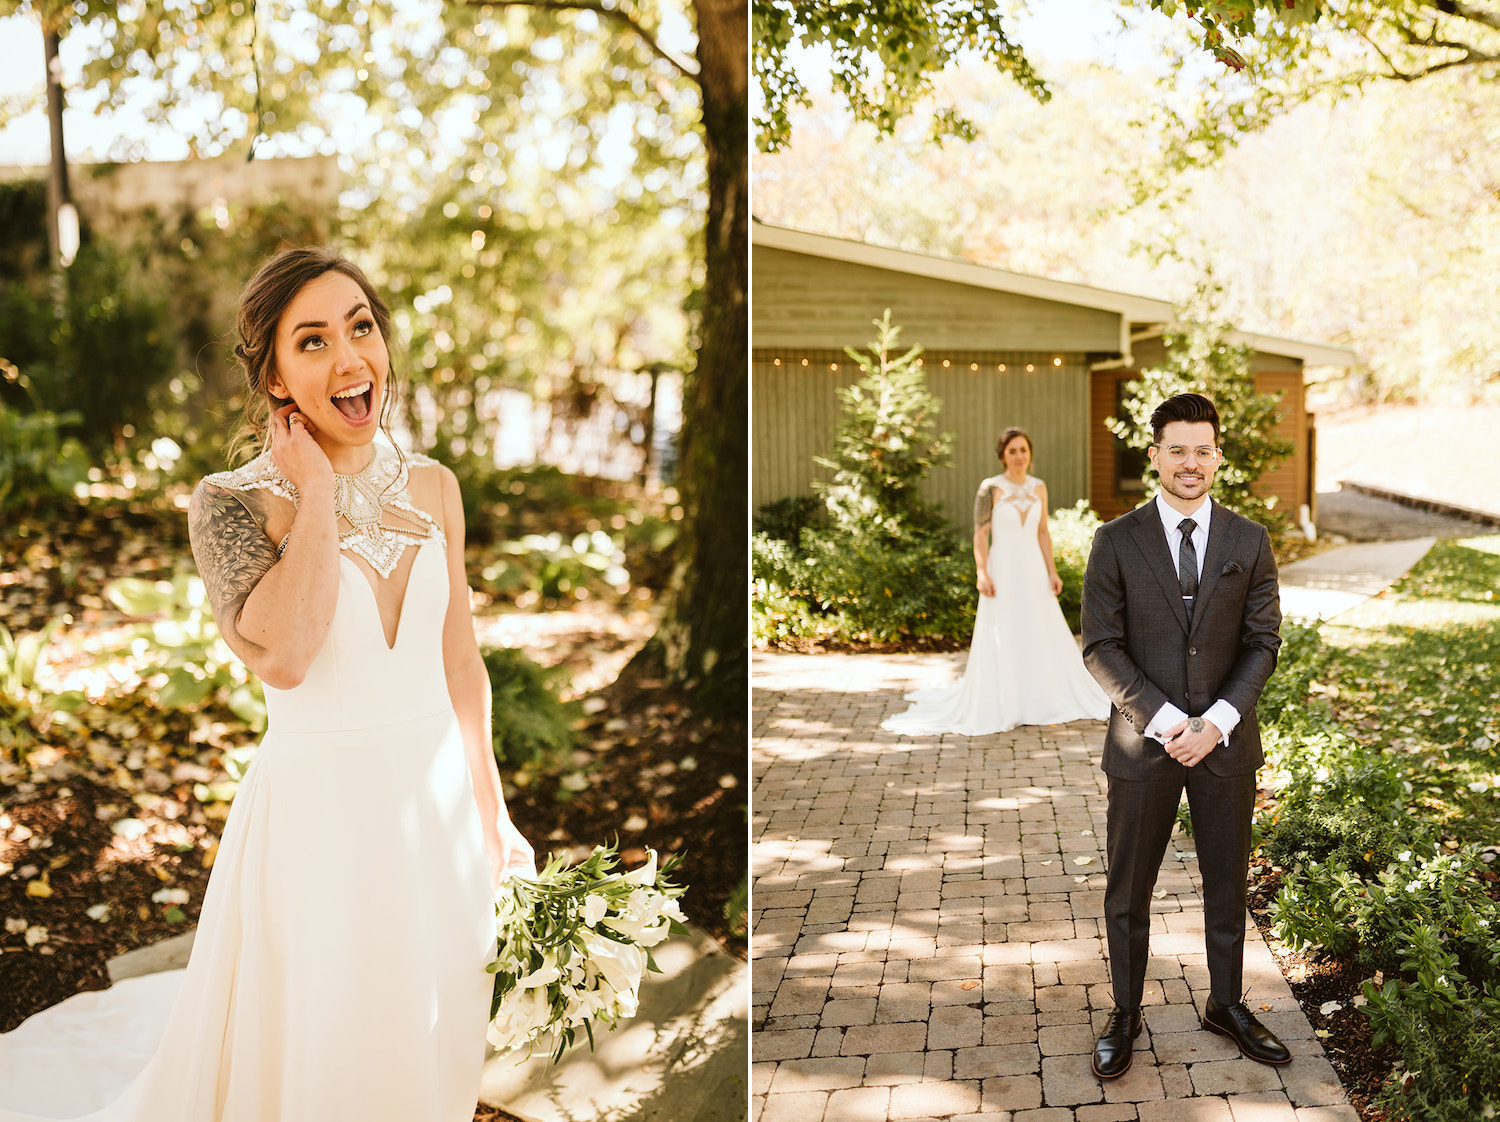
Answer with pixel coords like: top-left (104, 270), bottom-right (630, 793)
top-left (751, 653), bottom-right (1358, 1122)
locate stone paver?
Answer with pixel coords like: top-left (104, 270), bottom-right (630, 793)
top-left (751, 653), bottom-right (1356, 1121)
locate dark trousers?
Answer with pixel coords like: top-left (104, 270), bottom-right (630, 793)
top-left (1103, 766), bottom-right (1256, 1009)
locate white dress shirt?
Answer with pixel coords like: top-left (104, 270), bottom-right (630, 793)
top-left (1143, 493), bottom-right (1241, 748)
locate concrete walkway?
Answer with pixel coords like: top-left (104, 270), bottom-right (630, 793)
top-left (751, 653), bottom-right (1356, 1122)
top-left (1277, 538), bottom-right (1436, 622)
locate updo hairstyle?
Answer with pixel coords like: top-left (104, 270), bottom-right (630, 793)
top-left (227, 247), bottom-right (399, 463)
top-left (995, 427), bottom-right (1033, 463)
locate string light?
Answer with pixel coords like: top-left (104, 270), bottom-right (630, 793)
top-left (970, 363), bottom-right (978, 371)
top-left (773, 358), bottom-right (781, 366)
top-left (941, 359), bottom-right (950, 368)
top-left (830, 362), bottom-right (838, 370)
top-left (801, 358), bottom-right (808, 366)
top-left (998, 364), bottom-right (1006, 372)
top-left (1053, 357), bottom-right (1062, 367)
top-left (1026, 364), bottom-right (1035, 372)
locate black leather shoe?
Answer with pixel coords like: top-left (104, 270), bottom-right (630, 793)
top-left (1202, 995), bottom-right (1292, 1065)
top-left (1091, 1007), bottom-right (1143, 1079)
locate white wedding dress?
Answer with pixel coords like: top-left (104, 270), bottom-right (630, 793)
top-left (882, 474), bottom-right (1110, 736)
top-left (0, 447), bottom-right (495, 1121)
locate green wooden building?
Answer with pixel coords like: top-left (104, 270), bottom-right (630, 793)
top-left (752, 223), bottom-right (1356, 527)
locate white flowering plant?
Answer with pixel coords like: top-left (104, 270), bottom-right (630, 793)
top-left (487, 843), bottom-right (688, 1062)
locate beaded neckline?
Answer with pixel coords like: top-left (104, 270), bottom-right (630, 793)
top-left (202, 439), bottom-right (444, 578)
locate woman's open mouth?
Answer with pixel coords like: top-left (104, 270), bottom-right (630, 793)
top-left (330, 381), bottom-right (374, 422)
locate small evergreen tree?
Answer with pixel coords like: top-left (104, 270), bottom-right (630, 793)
top-left (1108, 285), bottom-right (1296, 534)
top-left (814, 310), bottom-right (954, 539)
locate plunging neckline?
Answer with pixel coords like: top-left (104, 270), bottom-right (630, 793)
top-left (340, 538), bottom-right (438, 651)
top-left (996, 475), bottom-right (1039, 520)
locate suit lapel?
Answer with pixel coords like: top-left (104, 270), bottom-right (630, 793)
top-left (1188, 502), bottom-right (1243, 634)
top-left (1125, 505), bottom-right (1191, 635)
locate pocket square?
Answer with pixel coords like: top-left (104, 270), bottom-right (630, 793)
top-left (1221, 560), bottom-right (1244, 575)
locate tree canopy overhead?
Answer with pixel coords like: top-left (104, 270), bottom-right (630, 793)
top-left (753, 1), bottom-right (1049, 153)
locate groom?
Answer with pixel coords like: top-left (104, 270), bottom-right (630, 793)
top-left (1080, 392), bottom-right (1289, 1079)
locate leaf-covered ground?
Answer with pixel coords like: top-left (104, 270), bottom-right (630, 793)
top-left (0, 495), bottom-right (745, 1121)
top-left (1248, 534), bottom-right (1500, 1120)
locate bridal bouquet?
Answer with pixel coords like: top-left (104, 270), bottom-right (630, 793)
top-left (487, 844), bottom-right (689, 1061)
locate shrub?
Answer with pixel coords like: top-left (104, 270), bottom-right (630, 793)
top-left (0, 379), bottom-right (89, 516)
top-left (1109, 281), bottom-right (1295, 535)
top-left (752, 494), bottom-right (821, 544)
top-left (1255, 617), bottom-right (1327, 731)
top-left (103, 573), bottom-right (266, 731)
top-left (0, 240), bottom-right (176, 452)
top-left (483, 646), bottom-right (581, 771)
top-left (798, 526), bottom-right (976, 643)
top-left (1049, 500), bottom-right (1102, 634)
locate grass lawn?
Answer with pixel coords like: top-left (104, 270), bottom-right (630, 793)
top-left (1321, 534), bottom-right (1500, 848)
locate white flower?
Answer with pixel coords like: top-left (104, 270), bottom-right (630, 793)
top-left (583, 894), bottom-right (608, 927)
top-left (623, 851), bottom-right (658, 887)
top-left (1397, 850), bottom-right (1411, 863)
top-left (151, 888), bottom-right (189, 905)
top-left (488, 986), bottom-right (555, 1049)
top-left (582, 929), bottom-right (647, 1005)
top-left (1406, 880), bottom-right (1422, 893)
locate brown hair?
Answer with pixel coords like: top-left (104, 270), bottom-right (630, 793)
top-left (227, 247), bottom-right (400, 463)
top-left (996, 427), bottom-right (1032, 462)
top-left (1149, 392), bottom-right (1220, 444)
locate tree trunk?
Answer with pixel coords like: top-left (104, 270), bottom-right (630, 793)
top-left (649, 0), bottom-right (747, 716)
top-left (42, 23), bottom-right (70, 274)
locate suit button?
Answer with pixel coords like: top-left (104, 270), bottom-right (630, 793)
top-left (1189, 646), bottom-right (1197, 655)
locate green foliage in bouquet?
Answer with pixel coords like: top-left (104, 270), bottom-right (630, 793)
top-left (1109, 282), bottom-right (1295, 536)
top-left (488, 845), bottom-right (688, 1063)
top-left (482, 646), bottom-right (581, 770)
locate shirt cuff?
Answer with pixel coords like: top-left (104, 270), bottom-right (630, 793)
top-left (1204, 699), bottom-right (1241, 746)
top-left (1144, 701), bottom-right (1189, 745)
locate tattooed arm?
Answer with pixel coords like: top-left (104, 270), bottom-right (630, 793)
top-left (188, 480), bottom-right (339, 690)
top-left (973, 481), bottom-right (997, 598)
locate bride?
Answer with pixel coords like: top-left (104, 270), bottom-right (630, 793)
top-left (0, 248), bottom-right (535, 1120)
top-left (883, 427), bottom-right (1110, 737)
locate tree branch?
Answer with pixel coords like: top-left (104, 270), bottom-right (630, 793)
top-left (487, 0), bottom-right (700, 81)
top-left (1430, 0), bottom-right (1500, 34)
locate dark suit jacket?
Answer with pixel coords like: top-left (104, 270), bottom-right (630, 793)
top-left (1081, 499), bottom-right (1282, 779)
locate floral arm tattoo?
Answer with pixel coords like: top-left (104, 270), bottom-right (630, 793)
top-left (974, 483), bottom-right (996, 535)
top-left (188, 482), bottom-right (279, 657)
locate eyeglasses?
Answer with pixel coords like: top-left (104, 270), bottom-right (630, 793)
top-left (1152, 444), bottom-right (1222, 465)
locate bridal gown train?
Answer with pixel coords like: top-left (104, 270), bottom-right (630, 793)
top-left (882, 474), bottom-right (1110, 736)
top-left (0, 459), bottom-right (495, 1120)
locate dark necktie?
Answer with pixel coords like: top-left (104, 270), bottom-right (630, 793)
top-left (1177, 517), bottom-right (1199, 607)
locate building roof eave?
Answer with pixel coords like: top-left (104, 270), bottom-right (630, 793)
top-left (755, 222), bottom-right (1177, 324)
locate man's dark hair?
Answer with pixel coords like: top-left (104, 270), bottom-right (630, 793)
top-left (1150, 392), bottom-right (1220, 445)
